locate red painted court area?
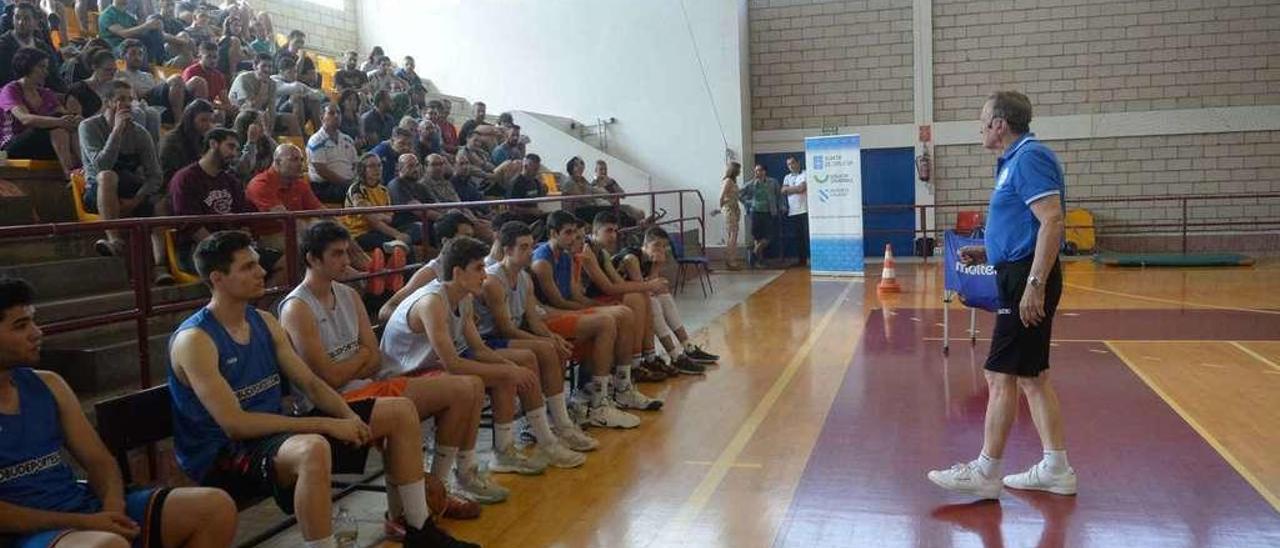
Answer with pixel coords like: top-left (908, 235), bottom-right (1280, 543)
top-left (774, 308), bottom-right (1280, 547)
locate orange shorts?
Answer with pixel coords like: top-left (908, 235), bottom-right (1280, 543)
top-left (545, 309), bottom-right (597, 360)
top-left (341, 369), bottom-right (446, 401)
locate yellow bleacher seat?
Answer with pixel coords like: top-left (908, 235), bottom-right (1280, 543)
top-left (7, 159), bottom-right (63, 170)
top-left (69, 170), bottom-right (100, 223)
top-left (275, 33), bottom-right (287, 48)
top-left (163, 229), bottom-right (200, 284)
top-left (115, 59), bottom-right (126, 71)
top-left (63, 6), bottom-right (84, 40)
top-left (154, 65), bottom-right (182, 80)
top-left (315, 55), bottom-right (337, 93)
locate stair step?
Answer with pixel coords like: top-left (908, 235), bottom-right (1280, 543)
top-left (0, 233), bottom-right (101, 264)
top-left (41, 315), bottom-right (186, 396)
top-left (0, 166), bottom-right (75, 223)
top-left (0, 256), bottom-right (130, 301)
top-left (37, 283), bottom-right (210, 324)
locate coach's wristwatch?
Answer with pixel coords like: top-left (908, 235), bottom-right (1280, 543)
top-left (1027, 275), bottom-right (1042, 289)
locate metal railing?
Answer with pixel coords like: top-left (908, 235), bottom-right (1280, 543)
top-left (0, 188), bottom-right (706, 391)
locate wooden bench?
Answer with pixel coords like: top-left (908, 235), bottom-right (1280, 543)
top-left (94, 385), bottom-right (385, 548)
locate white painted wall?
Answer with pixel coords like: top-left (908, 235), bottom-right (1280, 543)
top-left (358, 0), bottom-right (749, 245)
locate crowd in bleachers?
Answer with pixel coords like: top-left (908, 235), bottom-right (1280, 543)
top-left (0, 2), bottom-right (724, 547)
top-left (0, 0), bottom-right (638, 287)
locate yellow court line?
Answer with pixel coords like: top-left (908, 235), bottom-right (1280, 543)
top-left (1063, 282), bottom-right (1280, 315)
top-left (1230, 341), bottom-right (1280, 372)
top-left (1105, 341), bottom-right (1280, 513)
top-left (668, 280), bottom-right (858, 529)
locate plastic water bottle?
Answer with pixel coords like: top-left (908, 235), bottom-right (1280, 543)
top-left (334, 506), bottom-right (358, 548)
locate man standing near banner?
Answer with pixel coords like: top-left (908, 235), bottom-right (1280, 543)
top-left (927, 91), bottom-right (1075, 499)
top-left (780, 156), bottom-right (808, 267)
top-left (740, 164), bottom-right (779, 268)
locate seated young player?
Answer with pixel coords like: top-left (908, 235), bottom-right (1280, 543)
top-left (377, 212), bottom-right (475, 324)
top-left (613, 227), bottom-right (720, 373)
top-left (381, 237), bottom-right (585, 474)
top-left (167, 231), bottom-right (476, 548)
top-left (474, 221), bottom-right (599, 453)
top-left (0, 277), bottom-right (237, 548)
top-left (531, 211), bottom-right (656, 423)
top-left (581, 211), bottom-right (671, 381)
top-left (277, 222), bottom-right (485, 520)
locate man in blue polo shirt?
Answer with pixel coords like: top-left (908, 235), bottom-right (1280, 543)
top-left (928, 91), bottom-right (1075, 500)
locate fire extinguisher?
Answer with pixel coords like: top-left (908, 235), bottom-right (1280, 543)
top-left (916, 148), bottom-right (932, 182)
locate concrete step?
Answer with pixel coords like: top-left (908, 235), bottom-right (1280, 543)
top-left (0, 194), bottom-right (36, 225)
top-left (0, 234), bottom-right (100, 265)
top-left (41, 314), bottom-right (186, 397)
top-left (0, 256), bottom-right (130, 302)
top-left (36, 283), bottom-right (210, 324)
top-left (0, 166), bottom-right (75, 223)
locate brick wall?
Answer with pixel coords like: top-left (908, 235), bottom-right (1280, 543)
top-left (749, 0), bottom-right (913, 131)
top-left (932, 0), bottom-right (1280, 121)
top-left (257, 0), bottom-right (358, 56)
top-left (934, 131), bottom-right (1280, 241)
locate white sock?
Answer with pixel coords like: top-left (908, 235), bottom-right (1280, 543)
top-left (458, 449), bottom-right (477, 475)
top-left (975, 453), bottom-right (1001, 477)
top-left (526, 406), bottom-right (558, 445)
top-left (547, 392), bottom-right (574, 429)
top-left (590, 375), bottom-right (611, 407)
top-left (614, 365), bottom-right (633, 391)
top-left (1042, 449), bottom-right (1069, 473)
top-left (396, 479), bottom-right (430, 529)
top-left (683, 340), bottom-right (696, 352)
top-left (495, 421), bottom-right (516, 451)
top-left (642, 350), bottom-right (655, 361)
top-left (304, 537), bottom-right (336, 548)
top-left (631, 353), bottom-right (643, 367)
top-left (431, 446), bottom-right (458, 480)
top-left (668, 341), bottom-right (685, 359)
top-left (386, 486), bottom-right (403, 520)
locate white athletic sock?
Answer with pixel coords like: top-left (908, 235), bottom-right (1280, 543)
top-left (590, 376), bottom-right (611, 407)
top-left (431, 446), bottom-right (458, 480)
top-left (614, 365), bottom-right (633, 391)
top-left (396, 479), bottom-right (430, 529)
top-left (665, 337), bottom-right (685, 358)
top-left (458, 449), bottom-right (478, 475)
top-left (526, 406), bottom-right (558, 445)
top-left (683, 340), bottom-right (697, 352)
top-left (547, 393), bottom-right (574, 429)
top-left (1042, 450), bottom-right (1069, 473)
top-left (632, 354), bottom-right (643, 368)
top-left (495, 421), bottom-right (516, 451)
top-left (975, 453), bottom-right (1001, 478)
top-left (386, 486), bottom-right (403, 520)
top-left (304, 537), bottom-right (336, 548)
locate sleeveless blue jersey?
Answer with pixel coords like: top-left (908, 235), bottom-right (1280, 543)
top-left (169, 306), bottom-right (284, 481)
top-left (0, 368), bottom-right (97, 513)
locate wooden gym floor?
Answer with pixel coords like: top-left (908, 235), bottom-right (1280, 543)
top-left (341, 259), bottom-right (1280, 547)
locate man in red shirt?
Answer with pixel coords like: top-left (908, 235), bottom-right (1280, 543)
top-left (182, 41), bottom-right (236, 123)
top-left (246, 143), bottom-right (323, 248)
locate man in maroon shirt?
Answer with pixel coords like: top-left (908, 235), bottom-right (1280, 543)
top-left (182, 41), bottom-right (235, 124)
top-left (168, 128), bottom-right (282, 280)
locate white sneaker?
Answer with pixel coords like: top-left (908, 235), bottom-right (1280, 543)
top-left (534, 442), bottom-right (587, 469)
top-left (1003, 463), bottom-right (1077, 495)
top-left (613, 384), bottom-right (664, 411)
top-left (588, 400), bottom-right (641, 429)
top-left (454, 465), bottom-right (509, 504)
top-left (927, 461), bottom-right (1003, 499)
top-left (553, 423), bottom-right (600, 452)
top-left (489, 446), bottom-right (548, 475)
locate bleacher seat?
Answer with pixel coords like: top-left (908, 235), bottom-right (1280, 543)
top-left (69, 170), bottom-right (100, 223)
top-left (163, 229), bottom-right (200, 285)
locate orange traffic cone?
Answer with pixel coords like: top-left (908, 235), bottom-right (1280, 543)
top-left (877, 243), bottom-right (902, 293)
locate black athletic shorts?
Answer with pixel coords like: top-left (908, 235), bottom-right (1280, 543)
top-left (83, 170), bottom-right (155, 216)
top-left (751, 211), bottom-right (775, 241)
top-left (984, 257), bottom-right (1063, 377)
top-left (199, 398), bottom-right (376, 515)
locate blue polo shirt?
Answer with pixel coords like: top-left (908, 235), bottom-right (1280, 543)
top-left (984, 133), bottom-right (1065, 265)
